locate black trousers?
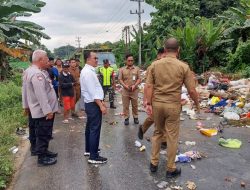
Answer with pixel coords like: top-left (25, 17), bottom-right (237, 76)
top-left (34, 116), bottom-right (54, 156)
top-left (103, 86), bottom-right (114, 103)
top-left (28, 114), bottom-right (36, 152)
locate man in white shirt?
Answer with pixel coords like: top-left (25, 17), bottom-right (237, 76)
top-left (80, 51), bottom-right (108, 164)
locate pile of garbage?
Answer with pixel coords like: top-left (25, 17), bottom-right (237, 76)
top-left (182, 72), bottom-right (250, 127)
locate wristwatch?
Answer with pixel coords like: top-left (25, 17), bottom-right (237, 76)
top-left (147, 103), bottom-right (152, 105)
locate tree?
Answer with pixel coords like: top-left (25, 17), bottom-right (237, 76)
top-left (221, 0), bottom-right (250, 52)
top-left (0, 0), bottom-right (50, 79)
top-left (199, 0), bottom-right (240, 18)
top-left (54, 45), bottom-right (76, 59)
top-left (169, 18), bottom-right (230, 73)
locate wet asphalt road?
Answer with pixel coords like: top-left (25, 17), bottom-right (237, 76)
top-left (13, 94), bottom-right (250, 190)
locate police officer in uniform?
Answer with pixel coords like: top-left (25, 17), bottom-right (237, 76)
top-left (119, 54), bottom-right (141, 125)
top-left (22, 50), bottom-right (58, 166)
top-left (146, 38), bottom-right (200, 178)
top-left (99, 59), bottom-right (116, 109)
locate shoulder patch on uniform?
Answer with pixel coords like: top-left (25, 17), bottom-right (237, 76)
top-left (36, 74), bottom-right (44, 81)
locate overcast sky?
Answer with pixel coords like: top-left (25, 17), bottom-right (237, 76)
top-left (22, 0), bottom-right (154, 51)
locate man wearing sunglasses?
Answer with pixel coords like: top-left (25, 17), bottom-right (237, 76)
top-left (119, 54), bottom-right (141, 125)
top-left (80, 52), bottom-right (107, 164)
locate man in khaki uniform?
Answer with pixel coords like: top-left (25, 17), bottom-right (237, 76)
top-left (146, 38), bottom-right (200, 178)
top-left (119, 54), bottom-right (141, 125)
top-left (138, 47), bottom-right (166, 142)
top-left (69, 59), bottom-right (81, 103)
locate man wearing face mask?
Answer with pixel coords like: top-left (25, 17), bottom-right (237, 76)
top-left (119, 54), bottom-right (141, 126)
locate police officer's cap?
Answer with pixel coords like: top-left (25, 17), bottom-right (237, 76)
top-left (62, 62), bottom-right (70, 68)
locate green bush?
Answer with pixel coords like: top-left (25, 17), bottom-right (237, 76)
top-left (0, 74), bottom-right (26, 189)
top-left (227, 40), bottom-right (250, 73)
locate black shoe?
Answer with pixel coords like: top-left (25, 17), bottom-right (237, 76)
top-left (150, 163), bottom-right (158, 173)
top-left (161, 142), bottom-right (167, 149)
top-left (134, 118), bottom-right (139, 124)
top-left (110, 103), bottom-right (116, 109)
top-left (166, 168), bottom-right (181, 178)
top-left (124, 118), bottom-right (129, 126)
top-left (88, 156), bottom-right (107, 164)
top-left (38, 156), bottom-right (57, 166)
top-left (46, 150), bottom-right (58, 158)
top-left (31, 151), bottom-right (37, 156)
top-left (138, 125), bottom-right (144, 140)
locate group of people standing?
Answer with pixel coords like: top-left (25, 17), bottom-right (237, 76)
top-left (22, 37), bottom-right (200, 179)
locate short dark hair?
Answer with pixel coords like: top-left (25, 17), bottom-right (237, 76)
top-left (75, 59), bottom-right (80, 62)
top-left (164, 38), bottom-right (179, 52)
top-left (69, 58), bottom-right (75, 62)
top-left (49, 57), bottom-right (54, 61)
top-left (125, 53), bottom-right (133, 60)
top-left (84, 51), bottom-right (91, 62)
top-left (103, 59), bottom-right (109, 64)
top-left (157, 47), bottom-right (165, 55)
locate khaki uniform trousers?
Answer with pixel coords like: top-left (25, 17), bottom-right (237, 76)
top-left (151, 101), bottom-right (181, 172)
top-left (122, 89), bottom-right (139, 119)
top-left (142, 113), bottom-right (166, 143)
top-left (74, 84), bottom-right (81, 103)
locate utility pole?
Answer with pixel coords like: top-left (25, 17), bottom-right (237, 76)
top-left (130, 0), bottom-right (144, 66)
top-left (123, 26), bottom-right (131, 54)
top-left (75, 36), bottom-right (81, 49)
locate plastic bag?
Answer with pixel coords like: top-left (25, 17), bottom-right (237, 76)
top-left (200, 128), bottom-right (218, 137)
top-left (218, 138), bottom-right (242, 149)
top-left (223, 112), bottom-right (240, 120)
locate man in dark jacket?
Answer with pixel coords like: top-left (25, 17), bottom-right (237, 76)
top-left (59, 62), bottom-right (75, 124)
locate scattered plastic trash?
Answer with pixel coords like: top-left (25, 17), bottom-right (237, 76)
top-left (114, 112), bottom-right (124, 116)
top-left (224, 112), bottom-right (240, 120)
top-left (185, 141), bottom-right (196, 146)
top-left (200, 128), bottom-right (218, 137)
top-left (184, 151), bottom-right (204, 159)
top-left (16, 127), bottom-right (26, 136)
top-left (241, 181), bottom-right (246, 188)
top-left (218, 138), bottom-right (242, 149)
top-left (160, 150), bottom-right (167, 155)
top-left (9, 146), bottom-right (18, 154)
top-left (176, 154), bottom-right (191, 163)
top-left (170, 185), bottom-right (183, 190)
top-left (157, 181), bottom-right (169, 189)
top-left (190, 165), bottom-right (196, 170)
top-left (139, 145), bottom-right (146, 152)
top-left (109, 121), bottom-right (118, 125)
top-left (186, 181), bottom-right (197, 190)
top-left (135, 140), bottom-right (142, 147)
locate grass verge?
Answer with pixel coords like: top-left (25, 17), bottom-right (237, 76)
top-left (0, 73), bottom-right (26, 189)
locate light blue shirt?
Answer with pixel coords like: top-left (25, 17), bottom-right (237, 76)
top-left (80, 64), bottom-right (104, 103)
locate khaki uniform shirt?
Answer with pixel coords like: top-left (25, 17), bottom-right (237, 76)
top-left (146, 54), bottom-right (195, 105)
top-left (22, 65), bottom-right (58, 118)
top-left (119, 65), bottom-right (141, 97)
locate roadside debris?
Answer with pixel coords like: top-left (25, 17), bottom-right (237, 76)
top-left (219, 138), bottom-right (242, 148)
top-left (157, 181), bottom-right (169, 189)
top-left (186, 181), bottom-right (197, 190)
top-left (135, 140), bottom-right (146, 152)
top-left (16, 127), bottom-right (26, 136)
top-left (190, 165), bottom-right (196, 170)
top-left (199, 128), bottom-right (218, 137)
top-left (9, 146), bottom-right (18, 154)
top-left (241, 181), bottom-right (246, 188)
top-left (185, 141), bottom-right (196, 146)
